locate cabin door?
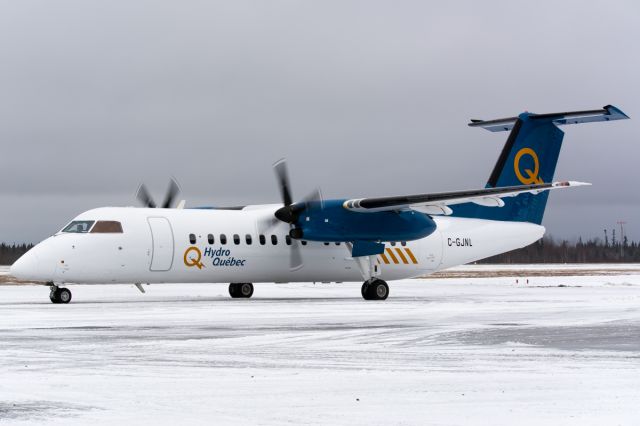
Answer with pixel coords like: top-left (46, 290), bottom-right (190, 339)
top-left (147, 217), bottom-right (175, 271)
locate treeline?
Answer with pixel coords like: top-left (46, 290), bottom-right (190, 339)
top-left (480, 236), bottom-right (640, 264)
top-left (0, 243), bottom-right (33, 265)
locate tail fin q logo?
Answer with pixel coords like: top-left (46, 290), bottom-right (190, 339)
top-left (514, 147), bottom-right (544, 185)
top-left (184, 246), bottom-right (205, 269)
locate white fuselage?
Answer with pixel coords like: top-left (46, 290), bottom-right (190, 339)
top-left (11, 206), bottom-right (544, 285)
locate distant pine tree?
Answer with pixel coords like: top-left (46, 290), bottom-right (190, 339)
top-left (479, 236), bottom-right (640, 264)
top-left (0, 243), bottom-right (33, 265)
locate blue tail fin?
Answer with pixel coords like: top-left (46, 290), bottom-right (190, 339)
top-left (452, 105), bottom-right (628, 224)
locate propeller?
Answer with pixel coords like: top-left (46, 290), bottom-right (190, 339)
top-left (260, 159), bottom-right (323, 271)
top-left (272, 160), bottom-right (324, 228)
top-left (136, 178), bottom-right (182, 209)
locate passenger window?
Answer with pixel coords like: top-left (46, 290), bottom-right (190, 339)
top-left (301, 241), bottom-right (307, 246)
top-left (61, 220), bottom-right (95, 233)
top-left (401, 241), bottom-right (407, 246)
top-left (220, 234), bottom-right (227, 245)
top-left (90, 221), bottom-right (123, 233)
top-left (208, 234), bottom-right (214, 245)
top-left (390, 242), bottom-right (396, 246)
top-left (259, 235), bottom-right (266, 245)
top-left (189, 234), bottom-right (196, 244)
top-left (335, 242), bottom-right (341, 246)
top-left (246, 234), bottom-right (252, 245)
top-left (324, 242), bottom-right (330, 246)
top-left (285, 235), bottom-right (292, 246)
top-left (233, 234), bottom-right (240, 245)
top-left (271, 235), bottom-right (278, 245)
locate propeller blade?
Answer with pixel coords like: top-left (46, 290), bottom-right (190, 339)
top-left (257, 214), bottom-right (282, 235)
top-left (273, 158), bottom-right (293, 207)
top-left (301, 187), bottom-right (324, 210)
top-left (136, 184), bottom-right (156, 208)
top-left (289, 239), bottom-right (303, 271)
top-left (161, 178), bottom-right (181, 208)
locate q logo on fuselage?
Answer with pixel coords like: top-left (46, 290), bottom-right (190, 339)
top-left (514, 147), bottom-right (544, 185)
top-left (184, 246), bottom-right (205, 269)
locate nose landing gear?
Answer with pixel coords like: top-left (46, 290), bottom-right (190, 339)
top-left (229, 283), bottom-right (254, 298)
top-left (49, 285), bottom-right (72, 304)
top-left (361, 279), bottom-right (389, 300)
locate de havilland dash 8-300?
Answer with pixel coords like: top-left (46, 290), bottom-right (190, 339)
top-left (10, 105), bottom-right (629, 303)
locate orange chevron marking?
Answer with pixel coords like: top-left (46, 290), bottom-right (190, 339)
top-left (394, 248), bottom-right (409, 264)
top-left (386, 248), bottom-right (399, 264)
top-left (404, 248), bottom-right (419, 264)
top-left (380, 252), bottom-right (390, 264)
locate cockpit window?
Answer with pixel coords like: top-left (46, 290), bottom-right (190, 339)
top-left (61, 220), bottom-right (95, 233)
top-left (91, 221), bottom-right (123, 233)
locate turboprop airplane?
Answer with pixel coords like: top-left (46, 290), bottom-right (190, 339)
top-left (10, 105), bottom-right (628, 303)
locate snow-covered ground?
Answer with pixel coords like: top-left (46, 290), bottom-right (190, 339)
top-left (1, 265), bottom-right (639, 425)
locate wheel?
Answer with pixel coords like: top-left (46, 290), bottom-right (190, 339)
top-left (361, 283), bottom-right (371, 300)
top-left (229, 283), bottom-right (239, 298)
top-left (229, 283), bottom-right (254, 298)
top-left (50, 287), bottom-right (71, 304)
top-left (57, 288), bottom-right (72, 304)
top-left (361, 279), bottom-right (389, 301)
top-left (371, 280), bottom-right (389, 300)
top-left (49, 288), bottom-right (60, 304)
top-left (239, 283), bottom-right (254, 298)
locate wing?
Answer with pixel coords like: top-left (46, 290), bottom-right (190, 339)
top-left (342, 181), bottom-right (590, 215)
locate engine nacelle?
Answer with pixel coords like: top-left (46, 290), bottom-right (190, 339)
top-left (292, 199), bottom-right (437, 243)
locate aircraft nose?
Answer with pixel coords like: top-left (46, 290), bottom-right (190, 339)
top-left (10, 251), bottom-right (40, 281)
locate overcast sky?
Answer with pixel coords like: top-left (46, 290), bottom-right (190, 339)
top-left (0, 0), bottom-right (638, 243)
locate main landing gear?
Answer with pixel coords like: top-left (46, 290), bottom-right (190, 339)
top-left (345, 246), bottom-right (389, 301)
top-left (229, 283), bottom-right (254, 298)
top-left (49, 285), bottom-right (72, 304)
top-left (361, 278), bottom-right (389, 301)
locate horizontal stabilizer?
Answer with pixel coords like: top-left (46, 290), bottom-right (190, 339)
top-left (469, 105), bottom-right (629, 132)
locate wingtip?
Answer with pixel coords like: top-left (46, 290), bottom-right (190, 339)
top-left (570, 181), bottom-right (592, 187)
top-left (604, 105), bottom-right (630, 119)
top-left (553, 180), bottom-right (592, 187)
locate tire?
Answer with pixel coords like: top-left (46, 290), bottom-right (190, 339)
top-left (362, 279), bottom-right (389, 301)
top-left (361, 283), bottom-right (371, 300)
top-left (49, 288), bottom-right (60, 304)
top-left (239, 283), bottom-right (254, 298)
top-left (229, 283), bottom-right (239, 298)
top-left (57, 288), bottom-right (72, 304)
